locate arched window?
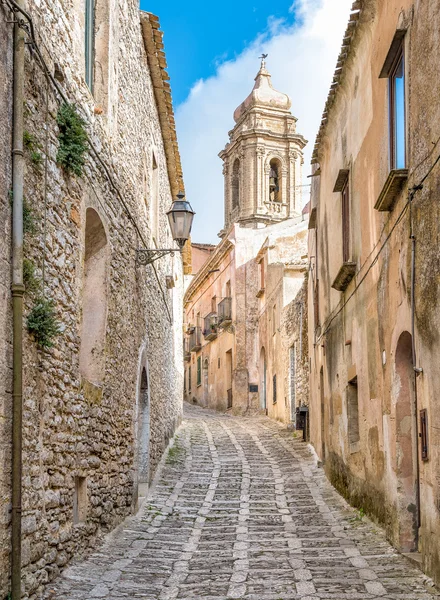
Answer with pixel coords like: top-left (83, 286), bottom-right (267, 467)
top-left (269, 159), bottom-right (281, 202)
top-left (231, 159), bottom-right (240, 209)
top-left (79, 208), bottom-right (108, 384)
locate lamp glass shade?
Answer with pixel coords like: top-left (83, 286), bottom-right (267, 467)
top-left (166, 194), bottom-right (195, 247)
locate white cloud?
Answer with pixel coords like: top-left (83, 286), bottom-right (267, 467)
top-left (175, 0), bottom-right (353, 243)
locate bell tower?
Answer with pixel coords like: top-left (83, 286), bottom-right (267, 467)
top-left (219, 57), bottom-right (307, 236)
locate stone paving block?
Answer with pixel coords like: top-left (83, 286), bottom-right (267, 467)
top-left (43, 405), bottom-right (440, 600)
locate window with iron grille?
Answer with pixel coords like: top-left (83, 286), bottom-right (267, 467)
top-left (273, 374), bottom-right (277, 404)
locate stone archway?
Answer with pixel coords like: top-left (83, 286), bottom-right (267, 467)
top-left (394, 331), bottom-right (418, 552)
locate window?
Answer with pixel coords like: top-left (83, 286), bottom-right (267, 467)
top-left (188, 367), bottom-right (192, 392)
top-left (342, 180), bottom-right (350, 263)
top-left (225, 280), bottom-right (231, 298)
top-left (218, 357), bottom-right (221, 369)
top-left (273, 374), bottom-right (277, 404)
top-left (420, 409), bottom-right (428, 461)
top-left (389, 44), bottom-right (406, 169)
top-left (232, 159), bottom-right (240, 209)
top-left (197, 356), bottom-right (202, 387)
top-left (211, 296), bottom-right (217, 313)
top-left (347, 377), bottom-right (360, 446)
top-left (272, 305), bottom-right (277, 335)
top-left (269, 159), bottom-right (281, 202)
top-left (314, 279), bottom-right (320, 329)
top-left (85, 0), bottom-right (95, 90)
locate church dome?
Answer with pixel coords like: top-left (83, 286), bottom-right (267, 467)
top-left (233, 58), bottom-right (292, 123)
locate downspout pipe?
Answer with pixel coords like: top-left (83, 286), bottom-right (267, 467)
top-left (11, 2), bottom-right (25, 598)
top-left (410, 194), bottom-right (422, 534)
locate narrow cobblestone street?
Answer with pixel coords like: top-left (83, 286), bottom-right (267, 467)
top-left (45, 404), bottom-right (440, 600)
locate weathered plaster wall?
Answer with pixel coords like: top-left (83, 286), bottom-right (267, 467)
top-left (0, 2), bottom-right (183, 597)
top-left (308, 0), bottom-right (440, 584)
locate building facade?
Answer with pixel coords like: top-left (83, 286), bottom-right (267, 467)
top-left (0, 2), bottom-right (184, 597)
top-left (184, 60), bottom-right (309, 424)
top-left (308, 0), bottom-right (440, 583)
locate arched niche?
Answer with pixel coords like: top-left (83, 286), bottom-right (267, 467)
top-left (79, 207), bottom-right (108, 385)
top-left (394, 331), bottom-right (418, 552)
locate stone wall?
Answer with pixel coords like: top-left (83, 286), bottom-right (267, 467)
top-left (0, 2), bottom-right (183, 597)
top-left (308, 0), bottom-right (440, 585)
top-left (0, 2), bottom-right (13, 594)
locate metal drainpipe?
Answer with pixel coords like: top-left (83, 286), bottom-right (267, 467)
top-left (410, 226), bottom-right (422, 534)
top-left (11, 2), bottom-right (26, 598)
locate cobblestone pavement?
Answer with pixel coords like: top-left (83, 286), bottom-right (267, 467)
top-left (45, 404), bottom-right (440, 600)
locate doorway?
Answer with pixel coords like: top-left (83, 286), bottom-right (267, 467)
top-left (260, 347), bottom-right (267, 410)
top-left (394, 331), bottom-right (419, 552)
top-left (226, 350), bottom-right (233, 408)
top-left (138, 367), bottom-right (150, 497)
top-left (320, 367), bottom-right (325, 461)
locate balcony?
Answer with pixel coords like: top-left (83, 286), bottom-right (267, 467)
top-left (374, 168), bottom-right (408, 211)
top-left (218, 297), bottom-right (232, 327)
top-left (203, 313), bottom-right (218, 341)
top-left (183, 338), bottom-right (191, 362)
top-left (189, 327), bottom-right (202, 352)
top-left (331, 261), bottom-right (356, 292)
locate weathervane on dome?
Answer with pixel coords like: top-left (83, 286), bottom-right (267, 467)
top-left (259, 53), bottom-right (268, 68)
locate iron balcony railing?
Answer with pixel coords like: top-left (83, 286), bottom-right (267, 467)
top-left (203, 312), bottom-right (218, 340)
top-left (189, 327), bottom-right (202, 352)
top-left (218, 297), bottom-right (232, 327)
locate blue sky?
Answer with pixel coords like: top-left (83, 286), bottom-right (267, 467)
top-left (140, 0), bottom-right (353, 243)
top-left (140, 1), bottom-right (297, 105)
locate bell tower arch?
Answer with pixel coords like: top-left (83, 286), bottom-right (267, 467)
top-left (219, 57), bottom-right (307, 235)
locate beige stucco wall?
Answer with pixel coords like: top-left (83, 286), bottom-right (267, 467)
top-left (308, 0), bottom-right (440, 584)
top-left (0, 2), bottom-right (184, 597)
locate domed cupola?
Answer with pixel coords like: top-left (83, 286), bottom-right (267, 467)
top-left (233, 57), bottom-right (292, 123)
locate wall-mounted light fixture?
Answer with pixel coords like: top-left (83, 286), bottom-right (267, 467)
top-left (137, 192), bottom-right (195, 266)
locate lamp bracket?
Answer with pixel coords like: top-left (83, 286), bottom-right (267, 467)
top-left (136, 248), bottom-right (180, 266)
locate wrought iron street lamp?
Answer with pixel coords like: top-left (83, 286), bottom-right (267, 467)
top-left (137, 192), bottom-right (195, 266)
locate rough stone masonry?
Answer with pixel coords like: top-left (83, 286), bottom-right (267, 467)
top-left (43, 404), bottom-right (440, 600)
top-left (0, 1), bottom-right (184, 597)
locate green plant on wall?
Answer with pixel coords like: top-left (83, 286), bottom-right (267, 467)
top-left (23, 258), bottom-right (40, 294)
top-left (23, 130), bottom-right (43, 166)
top-left (27, 296), bottom-right (61, 349)
top-left (56, 103), bottom-right (88, 176)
